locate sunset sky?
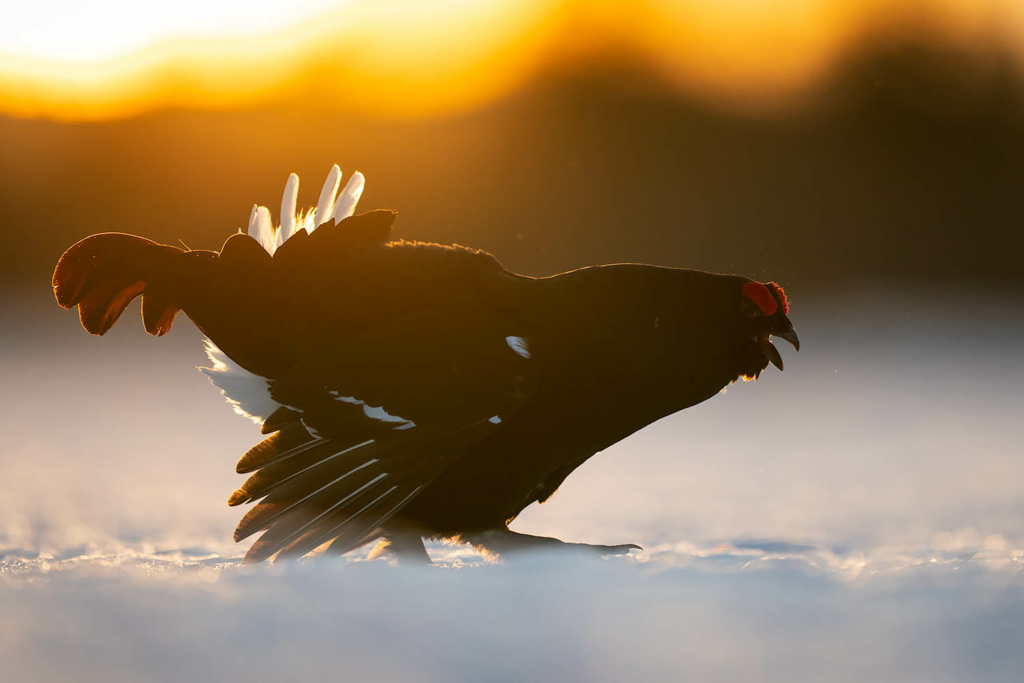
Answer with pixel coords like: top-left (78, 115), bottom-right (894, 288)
top-left (3, 0), bottom-right (1023, 120)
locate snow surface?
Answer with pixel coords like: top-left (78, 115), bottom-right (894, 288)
top-left (3, 289), bottom-right (1023, 680)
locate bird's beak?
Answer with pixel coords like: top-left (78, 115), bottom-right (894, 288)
top-left (756, 322), bottom-right (800, 372)
top-left (774, 324), bottom-right (800, 352)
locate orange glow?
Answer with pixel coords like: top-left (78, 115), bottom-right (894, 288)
top-left (0, 0), bottom-right (1021, 121)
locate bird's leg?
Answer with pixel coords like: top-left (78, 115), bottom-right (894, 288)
top-left (464, 527), bottom-right (640, 560)
top-left (366, 528), bottom-right (432, 565)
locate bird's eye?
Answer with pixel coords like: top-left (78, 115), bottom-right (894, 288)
top-left (740, 299), bottom-right (761, 318)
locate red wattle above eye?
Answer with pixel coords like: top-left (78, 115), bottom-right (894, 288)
top-left (768, 281), bottom-right (789, 315)
top-left (742, 282), bottom-right (778, 317)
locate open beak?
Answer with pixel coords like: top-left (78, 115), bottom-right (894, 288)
top-left (774, 325), bottom-right (800, 352)
top-left (756, 324), bottom-right (800, 371)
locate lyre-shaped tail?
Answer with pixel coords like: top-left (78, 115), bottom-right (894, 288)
top-left (52, 232), bottom-right (206, 336)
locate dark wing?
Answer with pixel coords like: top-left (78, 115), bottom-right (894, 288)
top-left (229, 306), bottom-right (537, 563)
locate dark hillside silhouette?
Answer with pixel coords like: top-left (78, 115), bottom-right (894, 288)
top-left (3, 35), bottom-right (1022, 294)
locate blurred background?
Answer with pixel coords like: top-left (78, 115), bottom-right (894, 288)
top-left (2, 1), bottom-right (1023, 680)
top-left (3, 0), bottom-right (1024, 288)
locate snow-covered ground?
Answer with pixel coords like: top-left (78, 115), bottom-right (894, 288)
top-left (2, 288), bottom-right (1022, 681)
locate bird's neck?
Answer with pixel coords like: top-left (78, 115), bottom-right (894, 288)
top-left (505, 264), bottom-right (733, 423)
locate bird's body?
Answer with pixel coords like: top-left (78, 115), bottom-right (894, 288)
top-left (53, 166), bottom-right (798, 562)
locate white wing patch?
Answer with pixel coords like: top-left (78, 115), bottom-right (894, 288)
top-left (199, 340), bottom-right (280, 424)
top-left (207, 165), bottom-right (372, 421)
top-left (505, 335), bottom-right (531, 359)
top-left (244, 165), bottom-right (367, 257)
top-left (363, 405), bottom-right (411, 424)
top-left (328, 391), bottom-right (416, 430)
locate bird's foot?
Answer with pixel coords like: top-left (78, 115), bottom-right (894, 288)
top-left (568, 541), bottom-right (642, 556)
top-left (464, 528), bottom-right (641, 560)
top-left (365, 529), bottom-right (432, 565)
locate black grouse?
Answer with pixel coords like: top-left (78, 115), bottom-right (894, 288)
top-left (52, 166), bottom-right (799, 563)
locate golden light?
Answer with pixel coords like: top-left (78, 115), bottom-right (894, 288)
top-left (0, 0), bottom-right (351, 64)
top-left (0, 0), bottom-right (1021, 121)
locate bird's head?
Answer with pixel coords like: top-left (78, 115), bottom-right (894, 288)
top-left (732, 280), bottom-right (800, 380)
top-left (635, 270), bottom-right (800, 399)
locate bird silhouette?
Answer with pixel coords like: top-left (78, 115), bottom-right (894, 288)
top-left (53, 165), bottom-right (799, 563)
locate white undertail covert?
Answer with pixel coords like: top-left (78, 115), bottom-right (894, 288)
top-left (200, 166), bottom-right (367, 420)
